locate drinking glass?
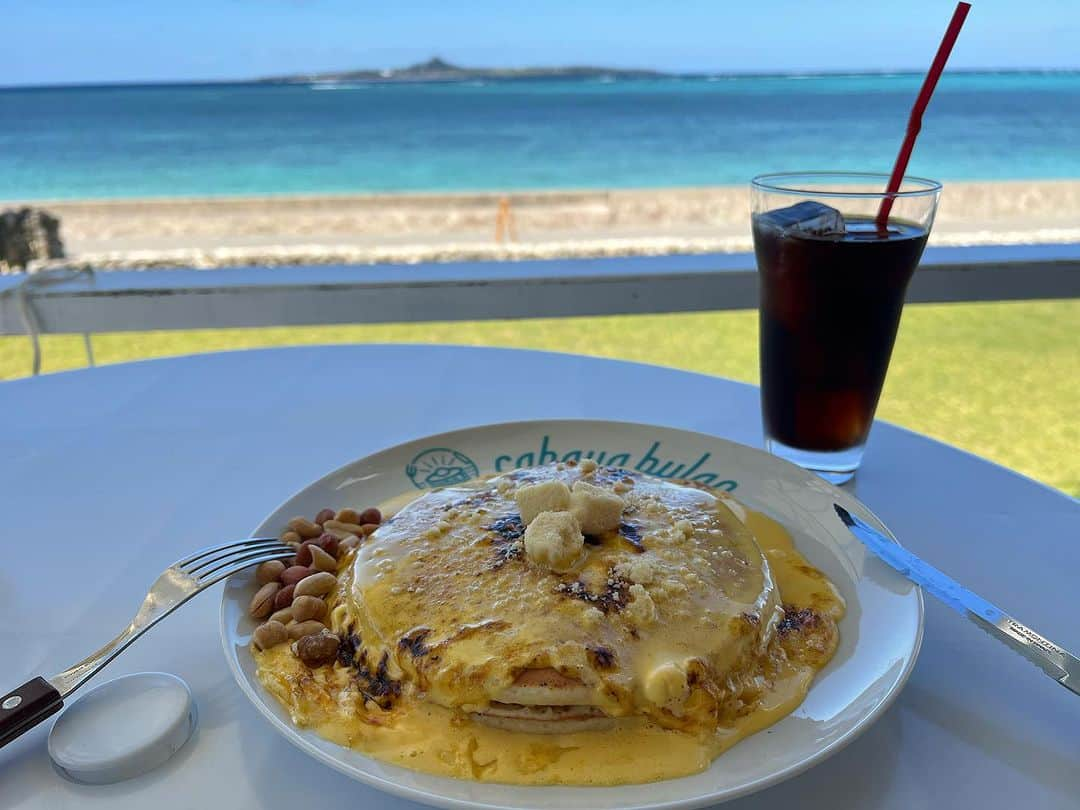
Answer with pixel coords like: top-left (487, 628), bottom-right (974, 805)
top-left (751, 172), bottom-right (941, 483)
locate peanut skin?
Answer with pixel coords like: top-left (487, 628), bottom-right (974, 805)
top-left (252, 621), bottom-right (288, 651)
top-left (268, 606), bottom-right (294, 625)
top-left (287, 517), bottom-right (322, 539)
top-left (291, 595), bottom-right (327, 622)
top-left (273, 583), bottom-right (296, 610)
top-left (358, 507), bottom-right (382, 526)
top-left (288, 620), bottom-right (326, 640)
top-left (335, 508), bottom-right (361, 524)
top-left (322, 519), bottom-right (365, 537)
top-left (256, 560), bottom-right (286, 586)
top-left (249, 582), bottom-right (281, 619)
top-left (294, 571), bottom-right (336, 598)
top-left (308, 544), bottom-right (337, 573)
top-left (280, 565), bottom-right (312, 587)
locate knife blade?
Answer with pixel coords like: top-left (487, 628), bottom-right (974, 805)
top-left (834, 504), bottom-right (1079, 697)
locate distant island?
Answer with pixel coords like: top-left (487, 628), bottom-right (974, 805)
top-left (257, 57), bottom-right (668, 84)
top-left (252, 59), bottom-right (1080, 86)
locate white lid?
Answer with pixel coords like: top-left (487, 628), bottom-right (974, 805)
top-left (48, 672), bottom-right (197, 785)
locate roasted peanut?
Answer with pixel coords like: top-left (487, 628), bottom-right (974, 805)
top-left (308, 544), bottom-right (337, 573)
top-left (291, 595), bottom-right (327, 622)
top-left (322, 519), bottom-right (365, 536)
top-left (296, 632), bottom-right (340, 667)
top-left (280, 565), bottom-right (312, 586)
top-left (273, 583), bottom-right (296, 610)
top-left (249, 582), bottom-right (281, 619)
top-left (252, 621), bottom-right (288, 651)
top-left (314, 508), bottom-right (336, 525)
top-left (335, 508), bottom-right (361, 524)
top-left (359, 507), bottom-right (382, 526)
top-left (256, 560), bottom-right (286, 586)
top-left (287, 517), bottom-right (322, 539)
top-left (316, 533), bottom-right (340, 558)
top-left (321, 526), bottom-right (359, 543)
top-left (293, 543), bottom-right (314, 567)
top-left (280, 530), bottom-right (302, 545)
top-left (269, 606), bottom-right (294, 625)
top-left (288, 620), bottom-right (326, 640)
top-left (294, 571), bottom-right (336, 598)
top-left (360, 523), bottom-right (379, 536)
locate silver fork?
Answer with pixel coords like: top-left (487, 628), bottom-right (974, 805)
top-left (0, 537), bottom-right (294, 748)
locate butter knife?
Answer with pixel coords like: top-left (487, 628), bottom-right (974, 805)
top-left (834, 504), bottom-right (1079, 697)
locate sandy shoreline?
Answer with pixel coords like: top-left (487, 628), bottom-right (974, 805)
top-left (6, 180), bottom-right (1080, 270)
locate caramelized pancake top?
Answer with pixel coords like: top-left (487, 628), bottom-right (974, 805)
top-left (347, 464), bottom-right (782, 725)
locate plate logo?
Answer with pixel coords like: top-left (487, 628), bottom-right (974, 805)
top-left (405, 436), bottom-right (736, 492)
top-left (406, 448), bottom-right (480, 489)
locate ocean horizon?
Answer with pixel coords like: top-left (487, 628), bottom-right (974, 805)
top-left (2, 71), bottom-right (1078, 200)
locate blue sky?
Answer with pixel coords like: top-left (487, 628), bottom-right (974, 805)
top-left (6, 0), bottom-right (1079, 86)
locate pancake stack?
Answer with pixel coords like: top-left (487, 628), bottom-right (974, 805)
top-left (342, 462), bottom-right (785, 734)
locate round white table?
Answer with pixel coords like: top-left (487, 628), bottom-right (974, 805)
top-left (1, 345), bottom-right (1077, 809)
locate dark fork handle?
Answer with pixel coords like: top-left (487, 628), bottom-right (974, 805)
top-left (0, 677), bottom-right (63, 749)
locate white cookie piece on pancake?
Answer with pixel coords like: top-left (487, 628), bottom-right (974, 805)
top-left (524, 511), bottom-right (584, 573)
top-left (569, 480), bottom-right (624, 534)
top-left (515, 479), bottom-right (571, 525)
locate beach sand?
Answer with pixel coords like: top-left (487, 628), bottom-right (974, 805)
top-left (6, 179), bottom-right (1080, 270)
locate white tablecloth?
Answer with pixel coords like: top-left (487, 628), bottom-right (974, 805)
top-left (2, 345), bottom-right (1077, 809)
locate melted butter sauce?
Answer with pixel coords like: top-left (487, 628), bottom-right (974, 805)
top-left (255, 482), bottom-right (844, 786)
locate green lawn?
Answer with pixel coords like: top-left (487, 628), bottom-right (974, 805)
top-left (1, 299), bottom-right (1076, 496)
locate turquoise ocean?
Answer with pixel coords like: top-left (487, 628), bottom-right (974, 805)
top-left (1, 72), bottom-right (1077, 200)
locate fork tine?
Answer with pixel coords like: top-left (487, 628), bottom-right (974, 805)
top-left (182, 539), bottom-right (291, 575)
top-left (192, 546), bottom-right (295, 582)
top-left (177, 537), bottom-right (287, 568)
top-left (196, 550), bottom-right (300, 587)
top-left (181, 542), bottom-right (289, 578)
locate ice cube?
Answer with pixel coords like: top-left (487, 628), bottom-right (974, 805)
top-left (758, 201), bottom-right (845, 236)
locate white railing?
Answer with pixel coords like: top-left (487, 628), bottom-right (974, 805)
top-left (1, 244), bottom-right (1078, 339)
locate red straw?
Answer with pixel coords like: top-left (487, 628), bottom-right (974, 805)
top-left (876, 1), bottom-right (972, 229)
